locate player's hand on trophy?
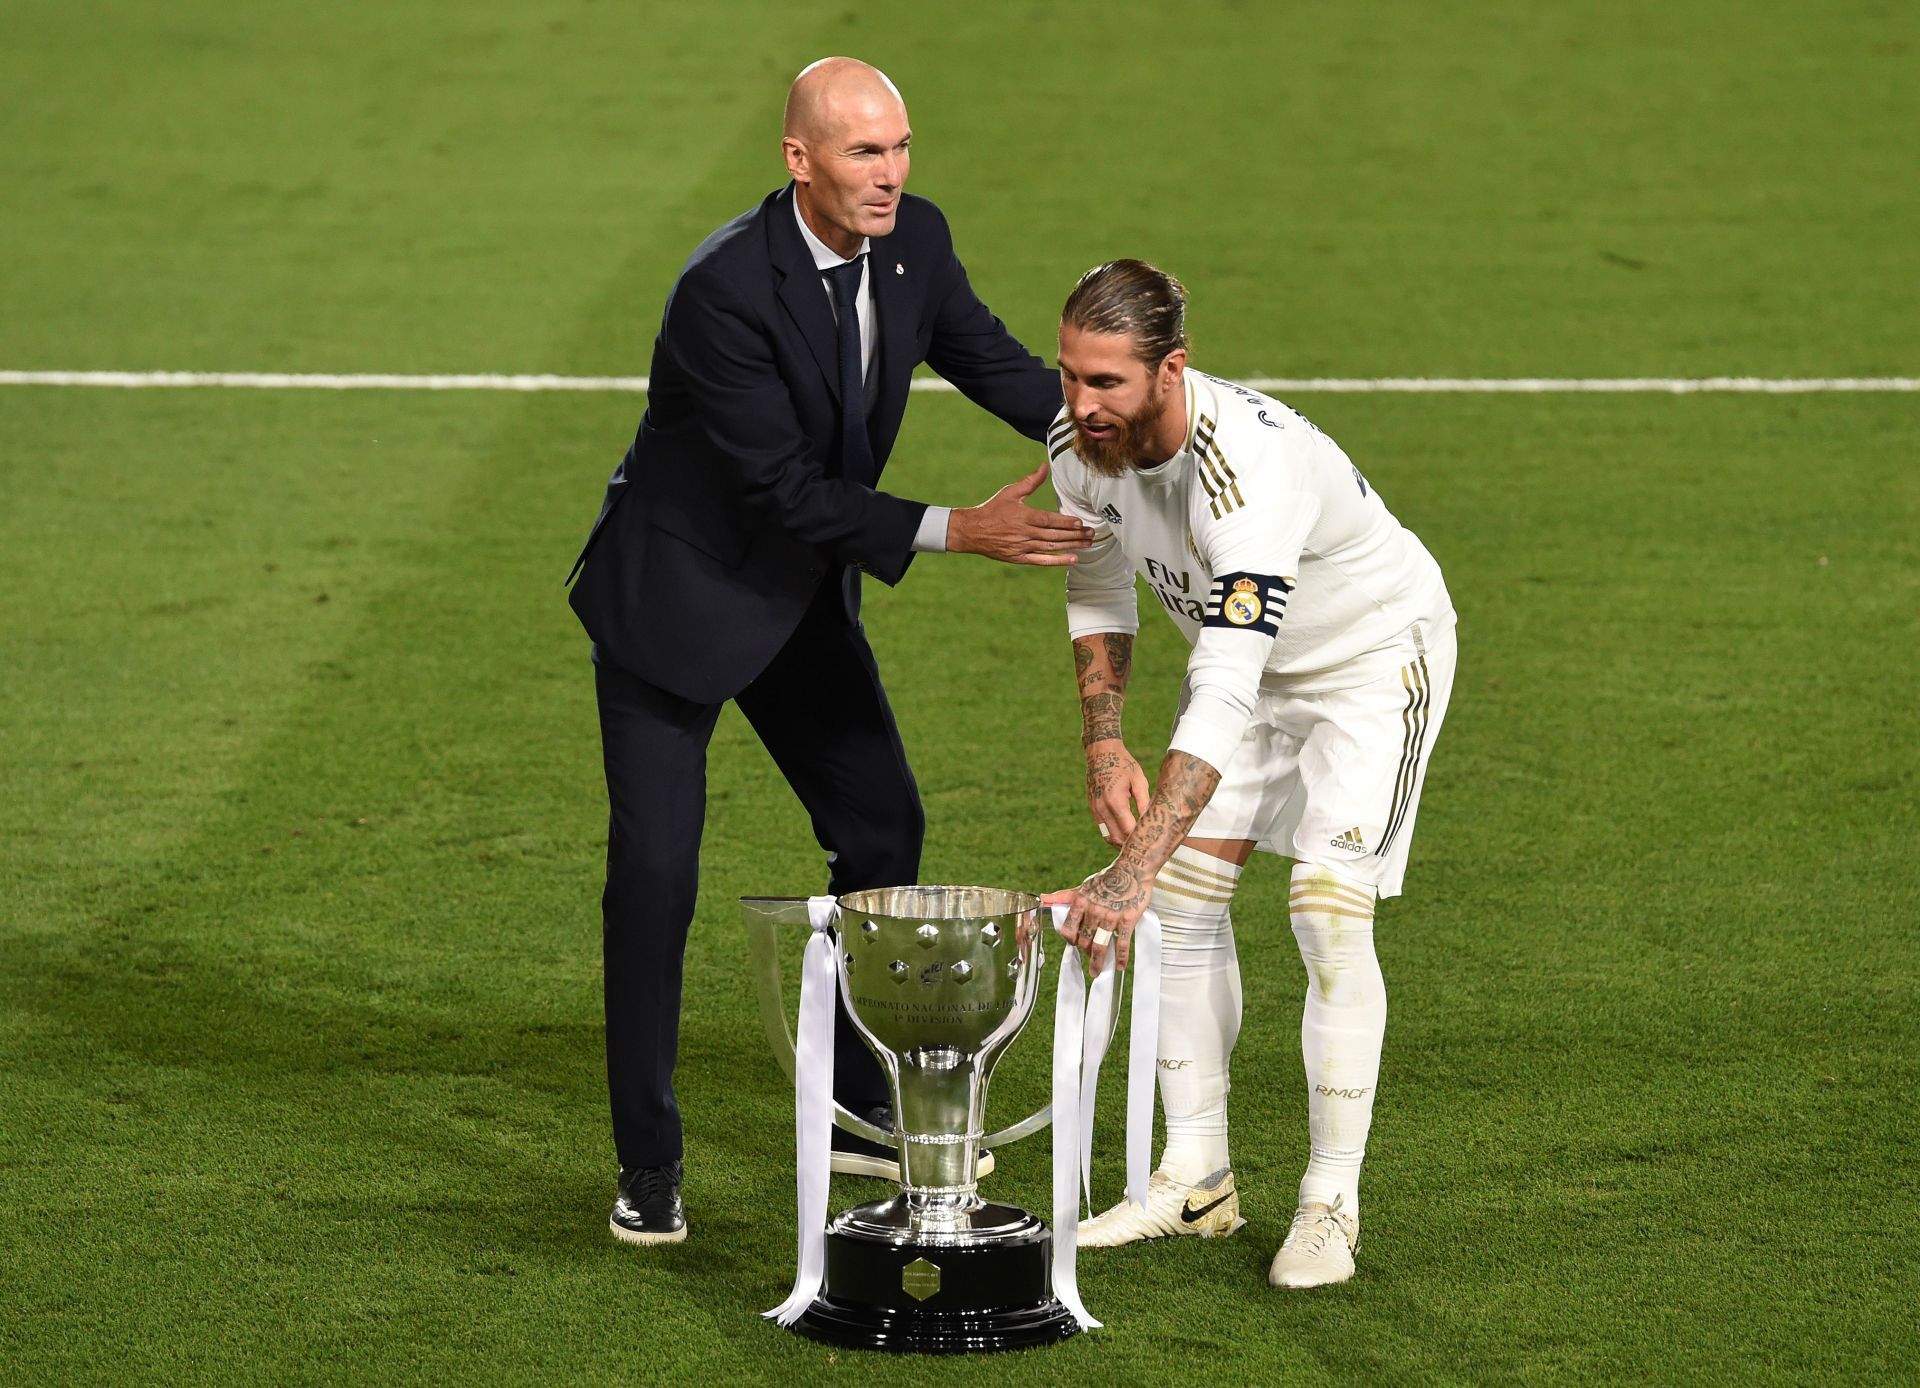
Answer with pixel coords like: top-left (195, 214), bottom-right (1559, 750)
top-left (945, 461), bottom-right (1093, 567)
top-left (1043, 862), bottom-right (1151, 972)
top-left (1084, 741), bottom-right (1149, 845)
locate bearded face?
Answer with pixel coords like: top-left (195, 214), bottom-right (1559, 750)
top-left (1070, 373), bottom-right (1171, 477)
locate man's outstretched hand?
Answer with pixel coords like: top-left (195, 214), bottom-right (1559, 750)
top-left (946, 461), bottom-right (1093, 566)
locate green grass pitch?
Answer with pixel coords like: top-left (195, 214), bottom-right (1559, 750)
top-left (2, 2), bottom-right (1915, 1383)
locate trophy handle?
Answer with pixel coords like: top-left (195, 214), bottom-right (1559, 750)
top-left (980, 1105), bottom-right (1054, 1147)
top-left (743, 904), bottom-right (803, 1082)
top-left (740, 896), bottom-right (895, 1147)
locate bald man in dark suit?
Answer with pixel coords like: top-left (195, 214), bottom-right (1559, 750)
top-left (566, 57), bottom-right (1088, 1244)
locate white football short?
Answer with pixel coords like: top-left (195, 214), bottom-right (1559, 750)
top-left (1184, 616), bottom-right (1457, 898)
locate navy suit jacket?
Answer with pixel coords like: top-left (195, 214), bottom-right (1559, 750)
top-left (567, 186), bottom-right (1061, 703)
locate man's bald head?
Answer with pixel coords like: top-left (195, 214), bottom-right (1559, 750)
top-left (783, 57), bottom-right (905, 144)
top-left (782, 56), bottom-right (913, 258)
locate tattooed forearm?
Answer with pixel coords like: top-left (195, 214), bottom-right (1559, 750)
top-left (1073, 633), bottom-right (1134, 696)
top-left (1073, 637), bottom-right (1113, 696)
top-left (1081, 692), bottom-right (1126, 746)
top-left (1111, 751), bottom-right (1221, 882)
top-left (1073, 634), bottom-right (1133, 745)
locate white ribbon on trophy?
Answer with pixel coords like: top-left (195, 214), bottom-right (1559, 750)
top-left (1049, 904), bottom-right (1161, 1332)
top-left (1092, 909), bottom-right (1160, 1210)
top-left (764, 895), bottom-right (840, 1327)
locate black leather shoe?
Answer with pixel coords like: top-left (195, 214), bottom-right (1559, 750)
top-left (610, 1160), bottom-right (686, 1245)
top-left (829, 1106), bottom-right (994, 1181)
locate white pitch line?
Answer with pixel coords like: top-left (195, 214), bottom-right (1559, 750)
top-left (1240, 376), bottom-right (1920, 394)
top-left (0, 370), bottom-right (656, 392)
top-left (0, 370), bottom-right (1915, 394)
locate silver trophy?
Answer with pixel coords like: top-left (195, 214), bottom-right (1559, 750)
top-left (744, 886), bottom-right (1080, 1353)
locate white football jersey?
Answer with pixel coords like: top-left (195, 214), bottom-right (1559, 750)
top-left (1053, 370), bottom-right (1453, 772)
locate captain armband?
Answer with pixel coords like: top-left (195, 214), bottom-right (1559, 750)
top-left (1200, 572), bottom-right (1293, 636)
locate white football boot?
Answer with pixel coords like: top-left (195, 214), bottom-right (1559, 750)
top-left (1267, 1196), bottom-right (1359, 1288)
top-left (1076, 1168), bottom-right (1247, 1247)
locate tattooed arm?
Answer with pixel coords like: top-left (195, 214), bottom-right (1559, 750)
top-left (1046, 748), bottom-right (1223, 971)
top-left (1073, 632), bottom-right (1152, 844)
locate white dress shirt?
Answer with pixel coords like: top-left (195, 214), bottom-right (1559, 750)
top-left (791, 195), bottom-right (949, 553)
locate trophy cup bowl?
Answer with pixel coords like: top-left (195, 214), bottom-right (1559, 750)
top-left (791, 885), bottom-right (1080, 1354)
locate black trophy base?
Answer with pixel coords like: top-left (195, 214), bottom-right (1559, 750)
top-left (793, 1294), bottom-right (1080, 1355)
top-left (789, 1200), bottom-right (1080, 1354)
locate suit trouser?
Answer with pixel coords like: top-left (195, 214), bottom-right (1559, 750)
top-left (592, 579), bottom-right (923, 1168)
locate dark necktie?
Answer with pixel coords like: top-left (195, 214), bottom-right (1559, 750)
top-left (823, 255), bottom-right (874, 484)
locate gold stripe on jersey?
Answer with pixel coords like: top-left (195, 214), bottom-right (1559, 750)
top-left (1191, 421), bottom-right (1230, 520)
top-left (1048, 416), bottom-right (1075, 445)
top-left (1192, 415), bottom-right (1247, 518)
top-left (1194, 453), bottom-right (1222, 507)
top-left (1208, 441), bottom-right (1244, 498)
top-left (1194, 419), bottom-right (1222, 458)
top-left (1192, 416), bottom-right (1222, 501)
top-left (1049, 435), bottom-right (1077, 461)
top-left (1203, 446), bottom-right (1246, 515)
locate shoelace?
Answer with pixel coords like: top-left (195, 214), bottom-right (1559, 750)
top-left (1283, 1204), bottom-right (1345, 1255)
top-left (627, 1165), bottom-right (680, 1206)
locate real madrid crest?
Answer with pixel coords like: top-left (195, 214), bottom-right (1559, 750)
top-left (1225, 577), bottom-right (1263, 626)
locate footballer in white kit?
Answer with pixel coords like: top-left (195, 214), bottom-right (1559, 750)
top-left (1040, 261), bottom-right (1456, 1289)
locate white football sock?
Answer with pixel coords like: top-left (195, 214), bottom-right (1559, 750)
top-left (1289, 861), bottom-right (1384, 1223)
top-left (1152, 844), bottom-right (1244, 1184)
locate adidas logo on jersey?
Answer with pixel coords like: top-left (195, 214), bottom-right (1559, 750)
top-left (1329, 827), bottom-right (1367, 853)
top-left (1099, 503), bottom-right (1123, 525)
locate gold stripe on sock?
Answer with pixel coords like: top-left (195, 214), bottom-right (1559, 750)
top-left (1158, 863), bottom-right (1238, 903)
top-left (1167, 851), bottom-right (1242, 887)
top-left (1163, 869), bottom-right (1237, 900)
top-left (1288, 890), bottom-right (1377, 917)
top-left (1288, 905), bottom-right (1376, 925)
top-left (1155, 879), bottom-right (1235, 908)
top-left (1290, 879), bottom-right (1382, 913)
top-left (1290, 879), bottom-right (1376, 912)
top-left (1288, 886), bottom-right (1374, 909)
top-left (1290, 875), bottom-right (1382, 906)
